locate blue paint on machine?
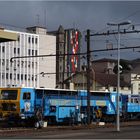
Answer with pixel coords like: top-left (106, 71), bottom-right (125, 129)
top-left (0, 87), bottom-right (140, 127)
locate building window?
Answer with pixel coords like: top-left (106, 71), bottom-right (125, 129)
top-left (32, 75), bottom-right (34, 81)
top-left (2, 46), bottom-right (5, 53)
top-left (35, 50), bottom-right (37, 56)
top-left (14, 60), bottom-right (16, 70)
top-left (32, 38), bottom-right (34, 43)
top-left (28, 37), bottom-right (31, 43)
top-left (6, 73), bottom-right (8, 79)
top-left (25, 74), bottom-right (27, 80)
top-left (21, 74), bottom-right (23, 80)
top-left (10, 73), bottom-right (12, 79)
top-left (17, 60), bottom-right (20, 67)
top-left (35, 75), bottom-right (37, 81)
top-left (6, 59), bottom-right (9, 70)
top-left (17, 74), bottom-right (19, 80)
top-left (21, 61), bottom-right (24, 67)
top-left (35, 38), bottom-right (38, 44)
top-left (14, 48), bottom-right (16, 54)
top-left (32, 50), bottom-right (34, 55)
top-left (18, 48), bottom-right (20, 54)
top-left (28, 61), bottom-right (30, 68)
top-left (28, 49), bottom-right (30, 55)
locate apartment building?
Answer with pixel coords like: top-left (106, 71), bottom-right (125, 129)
top-left (49, 25), bottom-right (81, 88)
top-left (0, 26), bottom-right (56, 88)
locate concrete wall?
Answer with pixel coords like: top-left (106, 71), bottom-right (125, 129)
top-left (39, 34), bottom-right (56, 88)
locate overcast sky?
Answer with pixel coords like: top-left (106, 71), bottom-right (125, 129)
top-left (1, 1), bottom-right (140, 60)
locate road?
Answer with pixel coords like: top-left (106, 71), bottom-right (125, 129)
top-left (0, 122), bottom-right (140, 139)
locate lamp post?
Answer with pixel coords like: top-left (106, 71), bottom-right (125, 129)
top-left (107, 21), bottom-right (131, 132)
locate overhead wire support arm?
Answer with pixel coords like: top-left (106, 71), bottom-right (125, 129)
top-left (10, 52), bottom-right (87, 62)
top-left (91, 45), bottom-right (140, 53)
top-left (89, 29), bottom-right (140, 36)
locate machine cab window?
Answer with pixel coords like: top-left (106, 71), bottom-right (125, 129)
top-left (0, 90), bottom-right (17, 100)
top-left (23, 92), bottom-right (31, 100)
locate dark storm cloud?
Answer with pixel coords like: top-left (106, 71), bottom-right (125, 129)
top-left (0, 1), bottom-right (140, 59)
top-left (1, 1), bottom-right (140, 31)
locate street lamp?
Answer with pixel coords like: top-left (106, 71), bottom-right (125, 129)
top-left (107, 20), bottom-right (131, 132)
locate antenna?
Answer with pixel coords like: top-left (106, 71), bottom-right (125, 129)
top-left (36, 14), bottom-right (40, 26)
top-left (44, 8), bottom-right (47, 28)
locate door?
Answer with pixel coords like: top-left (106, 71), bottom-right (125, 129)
top-left (20, 88), bottom-right (35, 116)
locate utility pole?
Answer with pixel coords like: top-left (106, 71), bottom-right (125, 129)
top-left (86, 29), bottom-right (91, 125)
top-left (107, 21), bottom-right (131, 132)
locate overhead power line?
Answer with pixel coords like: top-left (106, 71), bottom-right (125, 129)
top-left (10, 45), bottom-right (140, 62)
top-left (10, 28), bottom-right (140, 62)
top-left (88, 29), bottom-right (140, 37)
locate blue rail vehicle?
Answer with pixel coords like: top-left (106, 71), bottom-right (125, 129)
top-left (121, 94), bottom-right (140, 120)
top-left (0, 87), bottom-right (82, 127)
top-left (35, 88), bottom-right (82, 125)
top-left (79, 91), bottom-right (123, 122)
top-left (0, 87), bottom-right (125, 127)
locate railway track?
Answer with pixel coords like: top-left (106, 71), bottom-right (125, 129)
top-left (0, 120), bottom-right (140, 131)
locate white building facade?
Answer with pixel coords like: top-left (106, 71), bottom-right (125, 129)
top-left (131, 73), bottom-right (140, 94)
top-left (0, 26), bottom-right (56, 88)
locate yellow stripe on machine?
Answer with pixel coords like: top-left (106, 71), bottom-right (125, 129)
top-left (96, 101), bottom-right (106, 106)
